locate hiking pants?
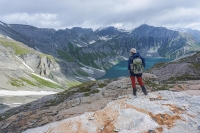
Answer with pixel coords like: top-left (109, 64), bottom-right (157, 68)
top-left (130, 75), bottom-right (144, 88)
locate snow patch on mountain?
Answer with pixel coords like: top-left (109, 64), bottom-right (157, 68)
top-left (15, 55), bottom-right (35, 72)
top-left (89, 40), bottom-right (96, 44)
top-left (147, 46), bottom-right (160, 53)
top-left (109, 60), bottom-right (118, 65)
top-left (170, 28), bottom-right (187, 32)
top-left (87, 77), bottom-right (96, 81)
top-left (0, 22), bottom-right (6, 27)
top-left (0, 90), bottom-right (57, 96)
top-left (99, 36), bottom-right (113, 41)
top-left (120, 56), bottom-right (128, 60)
top-left (31, 73), bottom-right (61, 86)
top-left (0, 34), bottom-right (13, 40)
top-left (80, 63), bottom-right (105, 73)
top-left (76, 43), bottom-right (83, 47)
top-left (81, 67), bottom-right (94, 74)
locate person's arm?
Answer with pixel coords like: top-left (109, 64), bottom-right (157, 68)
top-left (141, 57), bottom-right (145, 68)
top-left (128, 57), bottom-right (132, 71)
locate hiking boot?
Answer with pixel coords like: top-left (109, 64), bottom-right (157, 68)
top-left (141, 86), bottom-right (148, 95)
top-left (133, 88), bottom-right (137, 96)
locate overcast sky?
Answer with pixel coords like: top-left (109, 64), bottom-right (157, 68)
top-left (0, 0), bottom-right (200, 30)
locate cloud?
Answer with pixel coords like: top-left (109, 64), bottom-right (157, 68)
top-left (2, 13), bottom-right (61, 28)
top-left (0, 0), bottom-right (200, 30)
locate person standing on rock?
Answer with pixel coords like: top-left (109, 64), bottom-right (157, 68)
top-left (128, 48), bottom-right (148, 97)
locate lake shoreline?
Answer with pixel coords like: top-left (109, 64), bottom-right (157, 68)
top-left (98, 57), bottom-right (173, 80)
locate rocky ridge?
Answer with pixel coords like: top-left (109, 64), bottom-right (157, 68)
top-left (148, 51), bottom-right (200, 81)
top-left (0, 73), bottom-right (157, 133)
top-left (24, 89), bottom-right (200, 133)
top-left (0, 73), bottom-right (200, 133)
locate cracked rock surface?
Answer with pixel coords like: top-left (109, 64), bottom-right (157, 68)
top-left (23, 90), bottom-right (200, 133)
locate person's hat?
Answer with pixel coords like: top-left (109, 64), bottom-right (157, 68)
top-left (130, 48), bottom-right (137, 53)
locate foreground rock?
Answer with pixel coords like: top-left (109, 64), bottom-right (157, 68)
top-left (23, 90), bottom-right (200, 133)
top-left (0, 74), bottom-right (199, 133)
top-left (0, 74), bottom-right (157, 133)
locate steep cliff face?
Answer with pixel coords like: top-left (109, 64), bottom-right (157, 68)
top-left (71, 27), bottom-right (99, 44)
top-left (95, 26), bottom-right (123, 38)
top-left (0, 36), bottom-right (66, 112)
top-left (0, 35), bottom-right (94, 87)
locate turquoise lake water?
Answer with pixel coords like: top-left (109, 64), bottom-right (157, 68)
top-left (98, 58), bottom-right (173, 79)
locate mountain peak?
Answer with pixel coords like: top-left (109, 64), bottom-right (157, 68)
top-left (96, 26), bottom-right (117, 32)
top-left (71, 27), bottom-right (93, 31)
top-left (0, 21), bottom-right (8, 27)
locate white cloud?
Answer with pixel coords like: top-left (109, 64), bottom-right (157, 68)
top-left (0, 0), bottom-right (200, 30)
top-left (2, 13), bottom-right (61, 28)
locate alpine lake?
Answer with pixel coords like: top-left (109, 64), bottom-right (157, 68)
top-left (98, 58), bottom-right (173, 79)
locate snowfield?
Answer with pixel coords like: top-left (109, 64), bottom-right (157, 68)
top-left (0, 90), bottom-right (57, 96)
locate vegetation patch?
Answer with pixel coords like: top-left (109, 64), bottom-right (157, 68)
top-left (68, 42), bottom-right (75, 51)
top-left (192, 63), bottom-right (200, 69)
top-left (148, 62), bottom-right (166, 71)
top-left (39, 54), bottom-right (55, 61)
top-left (44, 81), bottom-right (96, 107)
top-left (31, 74), bottom-right (64, 89)
top-left (76, 70), bottom-right (89, 77)
top-left (66, 80), bottom-right (81, 88)
top-left (9, 77), bottom-right (37, 87)
top-left (98, 83), bottom-right (107, 88)
top-left (9, 78), bottom-right (24, 87)
top-left (167, 74), bottom-right (200, 82)
top-left (76, 52), bottom-right (101, 69)
top-left (0, 112), bottom-right (12, 122)
top-left (9, 75), bottom-right (63, 89)
top-left (20, 77), bottom-right (37, 86)
top-left (84, 89), bottom-right (100, 96)
top-left (57, 49), bottom-right (74, 62)
top-left (0, 38), bottom-right (32, 55)
top-left (145, 80), bottom-right (170, 91)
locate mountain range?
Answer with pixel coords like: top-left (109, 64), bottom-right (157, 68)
top-left (0, 21), bottom-right (200, 90)
top-left (1, 21), bottom-right (200, 82)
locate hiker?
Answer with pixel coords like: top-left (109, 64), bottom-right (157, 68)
top-left (128, 48), bottom-right (148, 96)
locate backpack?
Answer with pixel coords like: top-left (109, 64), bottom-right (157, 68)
top-left (130, 57), bottom-right (143, 74)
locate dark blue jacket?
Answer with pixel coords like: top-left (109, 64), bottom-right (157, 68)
top-left (128, 52), bottom-right (145, 77)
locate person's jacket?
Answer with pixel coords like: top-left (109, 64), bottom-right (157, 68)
top-left (128, 52), bottom-right (145, 76)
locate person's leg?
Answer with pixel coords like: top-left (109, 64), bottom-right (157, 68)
top-left (130, 75), bottom-right (137, 96)
top-left (137, 76), bottom-right (148, 95)
top-left (137, 76), bottom-right (144, 86)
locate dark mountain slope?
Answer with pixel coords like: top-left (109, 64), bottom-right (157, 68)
top-left (148, 51), bottom-right (200, 81)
